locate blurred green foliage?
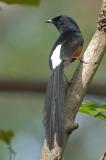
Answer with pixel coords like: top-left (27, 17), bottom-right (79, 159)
top-left (0, 0), bottom-right (105, 83)
top-left (0, 0), bottom-right (40, 6)
top-left (0, 130), bottom-right (15, 160)
top-left (0, 93), bottom-right (43, 160)
top-left (0, 130), bottom-right (14, 144)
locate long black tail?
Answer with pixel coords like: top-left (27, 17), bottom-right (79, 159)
top-left (43, 63), bottom-right (65, 150)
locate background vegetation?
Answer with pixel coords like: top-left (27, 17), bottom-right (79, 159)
top-left (0, 0), bottom-right (106, 160)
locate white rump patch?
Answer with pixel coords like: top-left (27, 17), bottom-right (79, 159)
top-left (51, 44), bottom-right (62, 69)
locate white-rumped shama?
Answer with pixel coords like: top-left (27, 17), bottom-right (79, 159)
top-left (43, 15), bottom-right (84, 150)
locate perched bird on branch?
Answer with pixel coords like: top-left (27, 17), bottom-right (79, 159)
top-left (43, 15), bottom-right (84, 150)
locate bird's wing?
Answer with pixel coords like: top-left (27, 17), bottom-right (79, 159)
top-left (60, 37), bottom-right (84, 62)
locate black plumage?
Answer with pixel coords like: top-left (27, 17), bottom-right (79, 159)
top-left (43, 15), bottom-right (84, 150)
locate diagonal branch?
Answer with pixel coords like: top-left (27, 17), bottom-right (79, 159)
top-left (40, 0), bottom-right (106, 159)
top-left (99, 152), bottom-right (106, 160)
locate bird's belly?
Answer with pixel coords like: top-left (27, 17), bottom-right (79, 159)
top-left (71, 45), bottom-right (83, 62)
top-left (63, 45), bottom-right (83, 67)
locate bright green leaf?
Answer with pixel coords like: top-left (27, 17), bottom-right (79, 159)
top-left (79, 101), bottom-right (106, 121)
top-left (95, 112), bottom-right (106, 121)
top-left (0, 0), bottom-right (41, 6)
top-left (95, 105), bottom-right (106, 111)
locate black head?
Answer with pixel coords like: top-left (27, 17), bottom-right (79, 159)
top-left (46, 15), bottom-right (81, 34)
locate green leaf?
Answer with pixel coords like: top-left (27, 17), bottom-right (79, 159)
top-left (0, 130), bottom-right (14, 144)
top-left (79, 101), bottom-right (106, 121)
top-left (0, 0), bottom-right (41, 6)
top-left (94, 112), bottom-right (106, 121)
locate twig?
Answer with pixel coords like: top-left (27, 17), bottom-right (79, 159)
top-left (41, 0), bottom-right (106, 159)
top-left (8, 144), bottom-right (16, 160)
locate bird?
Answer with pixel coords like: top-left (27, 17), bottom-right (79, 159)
top-left (43, 15), bottom-right (84, 150)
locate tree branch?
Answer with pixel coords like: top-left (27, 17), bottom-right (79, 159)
top-left (41, 0), bottom-right (106, 159)
top-left (99, 152), bottom-right (106, 160)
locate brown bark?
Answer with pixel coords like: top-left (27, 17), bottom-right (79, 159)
top-left (99, 152), bottom-right (106, 160)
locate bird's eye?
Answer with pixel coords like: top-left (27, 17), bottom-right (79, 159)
top-left (59, 18), bottom-right (63, 24)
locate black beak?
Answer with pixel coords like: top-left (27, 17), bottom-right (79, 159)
top-left (45, 19), bottom-right (53, 23)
